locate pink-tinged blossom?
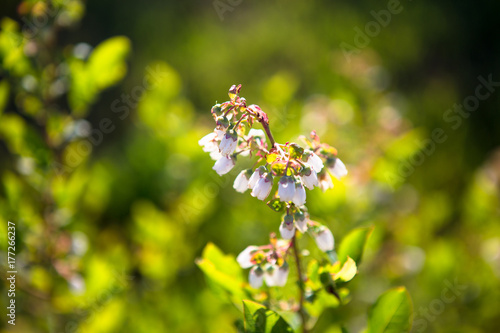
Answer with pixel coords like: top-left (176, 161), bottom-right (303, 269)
top-left (199, 132), bottom-right (219, 153)
top-left (307, 152), bottom-right (324, 172)
top-left (219, 131), bottom-right (238, 156)
top-left (198, 132), bottom-right (217, 148)
top-left (329, 157), bottom-right (348, 180)
top-left (248, 166), bottom-right (265, 189)
top-left (292, 181), bottom-right (306, 206)
top-left (212, 156), bottom-right (235, 175)
top-left (236, 245), bottom-right (259, 268)
top-left (279, 215), bottom-right (295, 240)
top-left (301, 167), bottom-right (319, 190)
top-left (264, 264), bottom-right (289, 287)
top-left (313, 227), bottom-right (335, 252)
top-left (295, 212), bottom-right (308, 233)
top-left (233, 169), bottom-right (251, 193)
top-left (278, 176), bottom-right (295, 202)
top-left (249, 266), bottom-right (264, 288)
top-left (251, 173), bottom-right (273, 201)
top-left (318, 172), bottom-right (334, 192)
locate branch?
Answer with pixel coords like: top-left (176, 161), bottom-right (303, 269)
top-left (292, 232), bottom-right (308, 333)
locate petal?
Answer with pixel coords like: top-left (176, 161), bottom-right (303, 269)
top-left (233, 170), bottom-right (250, 193)
top-left (198, 132), bottom-right (217, 146)
top-left (275, 264), bottom-right (289, 287)
top-left (330, 158), bottom-right (348, 180)
top-left (249, 266), bottom-right (264, 288)
top-left (279, 221), bottom-right (295, 240)
top-left (213, 156), bottom-right (235, 175)
top-left (292, 183), bottom-right (306, 206)
top-left (314, 227), bottom-right (335, 252)
top-left (236, 246), bottom-right (258, 268)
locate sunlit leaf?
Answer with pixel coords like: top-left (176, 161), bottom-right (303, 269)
top-left (243, 300), bottom-right (293, 333)
top-left (196, 243), bottom-right (246, 303)
top-left (88, 36), bottom-right (131, 90)
top-left (337, 226), bottom-right (374, 265)
top-left (333, 257), bottom-right (357, 283)
top-left (267, 198), bottom-right (286, 212)
top-left (367, 287), bottom-right (413, 333)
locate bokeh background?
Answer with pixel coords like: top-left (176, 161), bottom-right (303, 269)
top-left (0, 0), bottom-right (499, 332)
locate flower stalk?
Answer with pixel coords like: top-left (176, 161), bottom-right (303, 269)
top-left (200, 84), bottom-right (349, 332)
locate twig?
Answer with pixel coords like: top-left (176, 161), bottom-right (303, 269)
top-left (292, 232), bottom-right (308, 333)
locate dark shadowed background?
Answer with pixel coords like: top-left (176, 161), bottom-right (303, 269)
top-left (0, 0), bottom-right (499, 332)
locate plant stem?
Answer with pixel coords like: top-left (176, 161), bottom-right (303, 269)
top-left (260, 120), bottom-right (276, 149)
top-left (292, 232), bottom-right (308, 333)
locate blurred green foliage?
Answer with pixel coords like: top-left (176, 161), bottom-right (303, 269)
top-left (0, 0), bottom-right (499, 332)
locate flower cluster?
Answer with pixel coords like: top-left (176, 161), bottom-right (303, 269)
top-left (236, 235), bottom-right (290, 288)
top-left (200, 85), bottom-right (346, 288)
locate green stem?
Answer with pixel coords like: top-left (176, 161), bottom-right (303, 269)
top-left (292, 232), bottom-right (308, 333)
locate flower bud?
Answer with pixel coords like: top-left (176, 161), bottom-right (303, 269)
top-left (212, 156), bottom-right (235, 176)
top-left (328, 157), bottom-right (348, 180)
top-left (307, 152), bottom-right (324, 172)
top-left (233, 169), bottom-right (252, 193)
top-left (216, 115), bottom-right (230, 132)
top-left (313, 226), bottom-right (335, 252)
top-left (278, 176), bottom-right (295, 202)
top-left (301, 167), bottom-right (319, 190)
top-left (292, 181), bottom-right (306, 206)
top-left (251, 173), bottom-right (273, 201)
top-left (294, 211), bottom-right (308, 233)
top-left (279, 214), bottom-right (295, 240)
top-left (219, 130), bottom-right (238, 156)
top-left (211, 103), bottom-right (222, 116)
top-left (249, 266), bottom-right (264, 288)
top-left (318, 172), bottom-right (334, 192)
top-left (228, 84), bottom-right (241, 101)
top-left (264, 263), bottom-right (289, 287)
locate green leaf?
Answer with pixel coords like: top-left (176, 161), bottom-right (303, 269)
top-left (337, 226), bottom-right (374, 265)
top-left (0, 80), bottom-right (9, 115)
top-left (267, 198), bottom-right (286, 212)
top-left (334, 257), bottom-right (357, 283)
top-left (196, 243), bottom-right (246, 302)
top-left (289, 143), bottom-right (304, 159)
top-left (367, 287), bottom-right (413, 333)
top-left (243, 300), bottom-right (293, 333)
top-left (88, 36), bottom-right (131, 90)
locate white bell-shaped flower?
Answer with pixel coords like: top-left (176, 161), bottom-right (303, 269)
top-left (292, 181), bottom-right (306, 206)
top-left (278, 176), bottom-right (295, 202)
top-left (294, 212), bottom-right (308, 233)
top-left (212, 156), bottom-right (235, 176)
top-left (236, 245), bottom-right (259, 268)
top-left (233, 169), bottom-right (251, 193)
top-left (248, 166), bottom-right (265, 189)
top-left (318, 172), bottom-right (334, 192)
top-left (307, 152), bottom-right (324, 172)
top-left (251, 173), bottom-right (273, 201)
top-left (301, 167), bottom-right (319, 190)
top-left (329, 157), bottom-right (348, 180)
top-left (264, 263), bottom-right (289, 287)
top-left (313, 227), bottom-right (335, 252)
top-left (249, 266), bottom-right (264, 288)
top-left (279, 215), bottom-right (295, 240)
top-left (219, 130), bottom-right (238, 156)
